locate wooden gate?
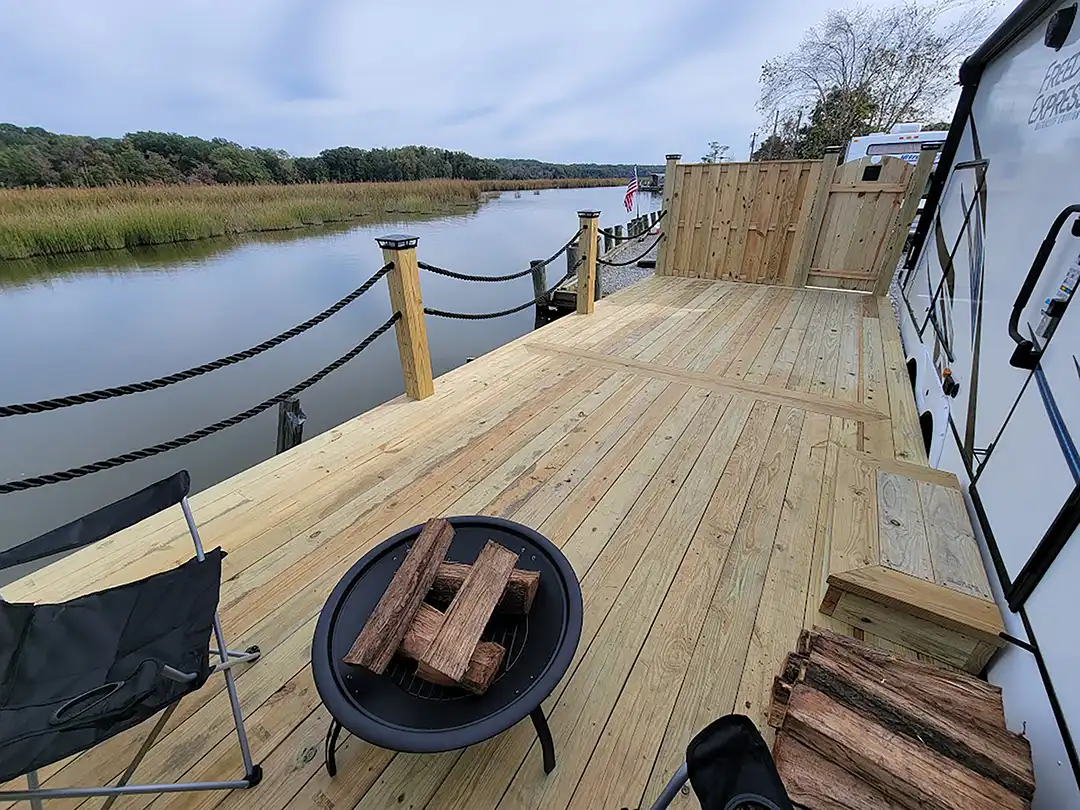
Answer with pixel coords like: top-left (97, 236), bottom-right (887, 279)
top-left (661, 160), bottom-right (820, 284)
top-left (799, 155), bottom-right (920, 293)
top-left (657, 150), bottom-right (934, 294)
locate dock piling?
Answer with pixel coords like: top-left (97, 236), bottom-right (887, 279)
top-left (576, 211), bottom-right (599, 315)
top-left (377, 234), bottom-right (434, 400)
top-left (276, 397), bottom-right (306, 454)
top-left (530, 259), bottom-right (548, 305)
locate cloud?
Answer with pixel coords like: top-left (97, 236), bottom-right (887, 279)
top-left (0, 0), bottom-right (957, 163)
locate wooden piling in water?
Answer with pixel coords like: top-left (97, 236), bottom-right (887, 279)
top-left (276, 397), bottom-right (306, 454)
top-left (530, 259), bottom-right (548, 304)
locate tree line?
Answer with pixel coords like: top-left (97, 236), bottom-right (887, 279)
top-left (0, 124), bottom-right (660, 188)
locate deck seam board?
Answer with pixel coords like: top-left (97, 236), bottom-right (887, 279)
top-left (526, 341), bottom-right (888, 423)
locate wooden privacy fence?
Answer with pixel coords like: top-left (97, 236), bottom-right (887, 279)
top-left (658, 147), bottom-right (936, 294)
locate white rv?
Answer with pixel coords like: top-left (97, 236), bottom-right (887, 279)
top-left (845, 123), bottom-right (948, 165)
top-left (900, 1), bottom-right (1080, 805)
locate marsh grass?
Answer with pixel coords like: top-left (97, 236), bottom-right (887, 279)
top-left (0, 178), bottom-right (621, 260)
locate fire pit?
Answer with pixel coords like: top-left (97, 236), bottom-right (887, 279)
top-left (311, 516), bottom-right (582, 776)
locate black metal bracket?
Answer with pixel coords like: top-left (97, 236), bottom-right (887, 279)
top-left (325, 719), bottom-right (343, 777)
top-left (530, 707), bottom-right (556, 774)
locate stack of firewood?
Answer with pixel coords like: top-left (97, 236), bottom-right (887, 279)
top-left (769, 629), bottom-right (1035, 810)
top-left (343, 518), bottom-right (539, 695)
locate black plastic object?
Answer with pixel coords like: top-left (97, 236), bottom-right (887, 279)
top-left (311, 516), bottom-right (582, 754)
top-left (1008, 206), bottom-right (1080, 369)
top-left (1046, 3), bottom-right (1076, 49)
top-left (0, 471), bottom-right (190, 571)
top-left (0, 549), bottom-right (222, 782)
top-left (686, 715), bottom-right (794, 810)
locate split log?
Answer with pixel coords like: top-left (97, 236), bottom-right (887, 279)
top-left (419, 541), bottom-right (518, 684)
top-left (773, 733), bottom-right (903, 810)
top-left (784, 686), bottom-right (1028, 810)
top-left (430, 562), bottom-right (539, 614)
top-left (343, 518), bottom-right (454, 673)
top-left (400, 603), bottom-right (505, 694)
top-left (799, 632), bottom-right (1034, 799)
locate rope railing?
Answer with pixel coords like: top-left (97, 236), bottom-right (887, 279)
top-left (0, 262), bottom-right (395, 418)
top-left (423, 258), bottom-right (583, 321)
top-left (0, 313), bottom-right (400, 494)
top-left (417, 228), bottom-right (582, 283)
top-left (597, 231), bottom-right (665, 267)
top-left (598, 209), bottom-right (667, 241)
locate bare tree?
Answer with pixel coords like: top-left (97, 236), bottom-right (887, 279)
top-left (701, 142), bottom-right (730, 163)
top-left (759, 0), bottom-right (998, 140)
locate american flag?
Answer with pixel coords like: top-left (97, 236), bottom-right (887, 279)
top-left (624, 173), bottom-right (638, 213)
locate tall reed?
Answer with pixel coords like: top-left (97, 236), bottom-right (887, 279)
top-left (0, 178), bottom-right (622, 260)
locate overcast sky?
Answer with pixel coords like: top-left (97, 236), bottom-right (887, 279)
top-left (2, 0), bottom-right (980, 164)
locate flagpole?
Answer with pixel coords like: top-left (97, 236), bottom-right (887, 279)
top-left (634, 165), bottom-right (639, 219)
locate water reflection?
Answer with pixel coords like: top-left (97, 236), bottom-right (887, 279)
top-left (0, 186), bottom-right (659, 572)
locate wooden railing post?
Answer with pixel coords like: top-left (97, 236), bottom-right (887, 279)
top-left (873, 144), bottom-right (940, 295)
top-left (792, 146), bottom-right (842, 288)
top-left (377, 234), bottom-right (434, 400)
top-left (655, 153), bottom-right (680, 276)
top-left (576, 211), bottom-right (599, 315)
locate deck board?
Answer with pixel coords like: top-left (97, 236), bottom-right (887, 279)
top-left (3, 276), bottom-right (936, 810)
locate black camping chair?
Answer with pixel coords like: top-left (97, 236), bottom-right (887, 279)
top-left (648, 715), bottom-right (793, 810)
top-left (0, 471), bottom-right (263, 808)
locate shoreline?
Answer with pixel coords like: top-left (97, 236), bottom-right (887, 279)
top-left (0, 178), bottom-right (622, 261)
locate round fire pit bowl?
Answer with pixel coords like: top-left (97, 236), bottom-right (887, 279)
top-left (312, 516), bottom-right (582, 775)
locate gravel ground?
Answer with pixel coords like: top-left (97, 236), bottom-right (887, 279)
top-left (599, 231), bottom-right (661, 296)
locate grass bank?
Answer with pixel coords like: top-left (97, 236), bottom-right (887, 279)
top-left (0, 178), bottom-right (622, 260)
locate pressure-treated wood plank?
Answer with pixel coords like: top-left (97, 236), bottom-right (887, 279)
top-left (429, 393), bottom-right (731, 810)
top-left (343, 517), bottom-right (455, 672)
top-left (918, 481), bottom-right (993, 600)
top-left (879, 296), bottom-right (926, 464)
top-left (429, 562), bottom-right (539, 614)
top-left (419, 540), bottom-right (518, 684)
top-left (526, 341), bottom-right (889, 423)
top-left (825, 565), bottom-right (1004, 644)
top-left (564, 398), bottom-right (761, 810)
top-left (643, 406), bottom-right (803, 810)
top-left (877, 470), bottom-right (934, 582)
top-left (774, 734), bottom-right (904, 810)
top-left (785, 686), bottom-right (1028, 810)
top-left (733, 411), bottom-right (829, 740)
top-left (829, 446), bottom-right (881, 577)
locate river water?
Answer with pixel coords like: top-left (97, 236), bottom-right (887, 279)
top-left (0, 185), bottom-right (660, 569)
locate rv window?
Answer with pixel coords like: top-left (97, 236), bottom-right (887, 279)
top-left (867, 142), bottom-right (916, 156)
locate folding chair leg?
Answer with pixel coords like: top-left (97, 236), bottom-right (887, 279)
top-left (100, 705), bottom-right (178, 810)
top-left (647, 762), bottom-right (689, 810)
top-left (25, 770), bottom-right (43, 810)
top-left (181, 496), bottom-right (262, 785)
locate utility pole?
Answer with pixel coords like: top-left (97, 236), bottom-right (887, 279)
top-left (748, 132), bottom-right (757, 161)
top-left (769, 110), bottom-right (780, 160)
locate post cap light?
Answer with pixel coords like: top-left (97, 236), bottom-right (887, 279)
top-left (375, 234), bottom-right (419, 249)
top-left (577, 210), bottom-right (600, 219)
top-left (665, 154), bottom-right (681, 161)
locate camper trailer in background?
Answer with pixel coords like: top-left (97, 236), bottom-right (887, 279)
top-left (845, 123), bottom-right (948, 165)
top-left (900, 1), bottom-right (1080, 806)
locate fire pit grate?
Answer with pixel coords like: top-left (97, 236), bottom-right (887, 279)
top-left (386, 610), bottom-right (529, 701)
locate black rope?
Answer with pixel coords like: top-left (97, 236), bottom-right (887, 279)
top-left (597, 232), bottom-right (665, 267)
top-left (417, 228), bottom-right (582, 283)
top-left (0, 263), bottom-right (394, 418)
top-left (0, 314), bottom-right (400, 494)
top-left (424, 259), bottom-right (582, 320)
top-left (598, 209), bottom-right (667, 241)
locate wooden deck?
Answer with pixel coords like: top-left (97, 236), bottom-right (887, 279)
top-left (4, 275), bottom-right (935, 810)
